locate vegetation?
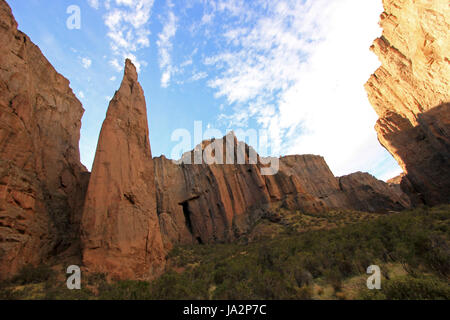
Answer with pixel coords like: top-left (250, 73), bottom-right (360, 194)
top-left (1, 205), bottom-right (449, 300)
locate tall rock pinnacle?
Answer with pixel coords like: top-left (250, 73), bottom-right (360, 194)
top-left (81, 59), bottom-right (165, 280)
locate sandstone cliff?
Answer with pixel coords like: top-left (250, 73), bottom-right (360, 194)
top-left (0, 0), bottom-right (88, 280)
top-left (155, 135), bottom-right (412, 250)
top-left (365, 0), bottom-right (450, 205)
top-left (81, 60), bottom-right (165, 280)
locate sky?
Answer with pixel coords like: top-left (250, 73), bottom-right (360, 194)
top-left (8, 0), bottom-right (403, 181)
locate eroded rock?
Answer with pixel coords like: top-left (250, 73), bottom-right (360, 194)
top-left (365, 0), bottom-right (450, 205)
top-left (0, 0), bottom-right (88, 280)
top-left (81, 60), bottom-right (165, 280)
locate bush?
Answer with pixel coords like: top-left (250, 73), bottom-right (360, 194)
top-left (293, 269), bottom-right (313, 288)
top-left (99, 281), bottom-right (152, 300)
top-left (11, 264), bottom-right (55, 285)
top-left (361, 275), bottom-right (450, 300)
top-left (140, 205), bottom-right (449, 300)
top-left (2, 205), bottom-right (448, 300)
top-left (295, 285), bottom-right (314, 300)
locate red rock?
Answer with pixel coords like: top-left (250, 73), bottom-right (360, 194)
top-left (155, 136), bottom-right (412, 249)
top-left (339, 172), bottom-right (412, 212)
top-left (365, 0), bottom-right (450, 205)
top-left (0, 0), bottom-right (88, 280)
top-left (81, 59), bottom-right (165, 280)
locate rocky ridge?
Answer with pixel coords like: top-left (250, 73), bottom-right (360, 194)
top-left (154, 135), bottom-right (412, 250)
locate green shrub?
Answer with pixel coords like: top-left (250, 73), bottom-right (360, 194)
top-left (2, 205), bottom-right (448, 300)
top-left (293, 269), bottom-right (313, 288)
top-left (11, 264), bottom-right (55, 285)
top-left (99, 281), bottom-right (152, 300)
top-left (361, 275), bottom-right (450, 300)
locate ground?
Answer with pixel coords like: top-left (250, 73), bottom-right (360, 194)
top-left (1, 205), bottom-right (449, 300)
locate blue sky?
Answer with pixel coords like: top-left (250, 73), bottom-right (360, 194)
top-left (8, 0), bottom-right (402, 180)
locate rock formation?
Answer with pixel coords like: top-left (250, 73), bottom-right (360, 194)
top-left (1, 0), bottom-right (439, 281)
top-left (81, 60), bottom-right (165, 280)
top-left (365, 0), bottom-right (450, 205)
top-left (155, 135), bottom-right (412, 250)
top-left (339, 172), bottom-right (411, 212)
top-left (0, 0), bottom-right (88, 280)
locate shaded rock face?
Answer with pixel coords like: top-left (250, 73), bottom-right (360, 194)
top-left (0, 0), bottom-right (88, 280)
top-left (339, 172), bottom-right (411, 212)
top-left (81, 60), bottom-right (165, 280)
top-left (154, 134), bottom-right (278, 249)
top-left (365, 0), bottom-right (450, 205)
top-left (155, 137), bottom-right (412, 249)
top-left (279, 156), bottom-right (412, 212)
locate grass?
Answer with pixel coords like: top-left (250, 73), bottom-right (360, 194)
top-left (1, 205), bottom-right (449, 300)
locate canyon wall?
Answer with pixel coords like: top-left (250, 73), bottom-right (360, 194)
top-left (154, 135), bottom-right (328, 249)
top-left (0, 0), bottom-right (88, 280)
top-left (0, 0), bottom-right (433, 281)
top-left (365, 0), bottom-right (450, 205)
top-left (155, 136), bottom-right (412, 250)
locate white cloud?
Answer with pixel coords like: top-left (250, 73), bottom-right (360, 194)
top-left (157, 7), bottom-right (178, 88)
top-left (205, 0), bottom-right (401, 178)
top-left (87, 0), bottom-right (100, 10)
top-left (110, 76), bottom-right (117, 81)
top-left (378, 166), bottom-right (403, 182)
top-left (81, 57), bottom-right (92, 69)
top-left (79, 91), bottom-right (85, 99)
top-left (103, 0), bottom-right (155, 72)
top-left (109, 58), bottom-right (122, 72)
top-left (181, 59), bottom-right (193, 67)
top-left (191, 71), bottom-right (208, 81)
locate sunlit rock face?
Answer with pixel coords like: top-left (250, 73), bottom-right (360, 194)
top-left (365, 0), bottom-right (450, 205)
top-left (155, 142), bottom-right (413, 250)
top-left (81, 60), bottom-right (166, 281)
top-left (0, 0), bottom-right (88, 280)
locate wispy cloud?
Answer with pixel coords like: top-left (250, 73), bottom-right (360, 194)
top-left (81, 57), bottom-right (92, 69)
top-left (102, 0), bottom-right (155, 72)
top-left (157, 3), bottom-right (178, 88)
top-left (109, 58), bottom-right (122, 72)
top-left (191, 71), bottom-right (208, 81)
top-left (204, 0), bottom-right (400, 178)
top-left (87, 0), bottom-right (100, 10)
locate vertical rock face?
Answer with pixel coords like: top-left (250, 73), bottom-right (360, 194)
top-left (278, 156), bottom-right (411, 212)
top-left (0, 0), bottom-right (88, 280)
top-left (365, 0), bottom-right (450, 205)
top-left (155, 135), bottom-right (413, 249)
top-left (81, 60), bottom-right (165, 280)
top-left (339, 172), bottom-right (412, 212)
top-left (155, 133), bottom-right (277, 248)
top-left (277, 155), bottom-right (345, 209)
